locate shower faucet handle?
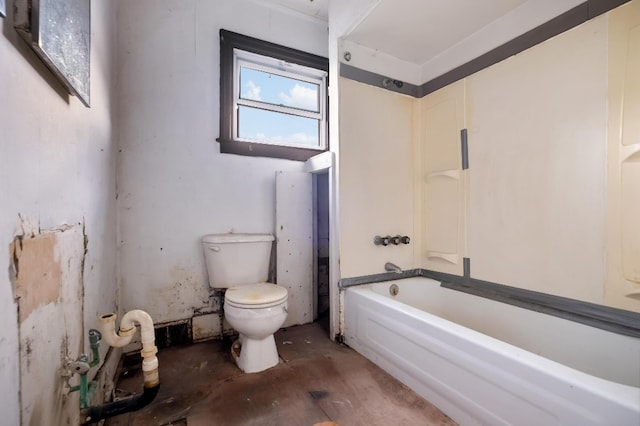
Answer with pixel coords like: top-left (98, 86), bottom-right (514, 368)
top-left (390, 235), bottom-right (401, 245)
top-left (374, 235), bottom-right (390, 246)
top-left (400, 236), bottom-right (410, 244)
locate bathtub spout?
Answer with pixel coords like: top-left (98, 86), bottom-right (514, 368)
top-left (385, 262), bottom-right (402, 274)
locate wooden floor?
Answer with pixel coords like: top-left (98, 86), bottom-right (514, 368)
top-left (106, 321), bottom-right (456, 426)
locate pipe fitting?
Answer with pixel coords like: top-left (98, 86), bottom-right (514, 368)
top-left (100, 310), bottom-right (159, 388)
top-left (120, 310), bottom-right (155, 340)
top-left (121, 310), bottom-right (159, 387)
top-left (99, 313), bottom-right (134, 348)
top-left (86, 309), bottom-right (160, 424)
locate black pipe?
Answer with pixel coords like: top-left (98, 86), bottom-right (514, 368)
top-left (80, 384), bottom-right (160, 425)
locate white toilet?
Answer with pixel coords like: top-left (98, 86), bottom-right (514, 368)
top-left (201, 233), bottom-right (288, 373)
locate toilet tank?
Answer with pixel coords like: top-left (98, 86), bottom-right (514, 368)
top-left (201, 233), bottom-right (274, 289)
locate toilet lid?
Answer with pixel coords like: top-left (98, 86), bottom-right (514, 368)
top-left (225, 283), bottom-right (288, 308)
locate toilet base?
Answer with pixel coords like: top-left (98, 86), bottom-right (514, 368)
top-left (232, 334), bottom-right (280, 373)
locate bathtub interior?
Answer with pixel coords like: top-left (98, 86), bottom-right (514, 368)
top-left (361, 277), bottom-right (640, 388)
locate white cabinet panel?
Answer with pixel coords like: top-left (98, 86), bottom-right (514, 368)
top-left (276, 171), bottom-right (313, 327)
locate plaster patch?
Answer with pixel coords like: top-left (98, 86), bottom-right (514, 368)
top-left (10, 232), bottom-right (62, 323)
top-left (9, 224), bottom-right (85, 425)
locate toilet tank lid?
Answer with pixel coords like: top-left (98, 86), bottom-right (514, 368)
top-left (202, 233), bottom-right (274, 244)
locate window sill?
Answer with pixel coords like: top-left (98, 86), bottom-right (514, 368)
top-left (217, 139), bottom-right (326, 162)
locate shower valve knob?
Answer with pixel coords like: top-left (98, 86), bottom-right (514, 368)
top-left (400, 236), bottom-right (411, 244)
top-left (390, 236), bottom-right (401, 245)
top-left (374, 235), bottom-right (390, 246)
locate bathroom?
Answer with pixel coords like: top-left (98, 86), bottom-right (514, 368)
top-left (1, 0), bottom-right (639, 424)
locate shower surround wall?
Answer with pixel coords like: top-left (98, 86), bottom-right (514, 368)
top-left (338, 2), bottom-right (640, 315)
top-left (0, 1), bottom-right (118, 424)
top-left (115, 0), bottom-right (328, 336)
top-left (338, 78), bottom-right (415, 278)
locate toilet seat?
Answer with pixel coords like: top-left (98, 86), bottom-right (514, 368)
top-left (225, 283), bottom-right (288, 309)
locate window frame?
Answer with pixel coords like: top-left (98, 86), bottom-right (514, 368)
top-left (219, 29), bottom-right (329, 161)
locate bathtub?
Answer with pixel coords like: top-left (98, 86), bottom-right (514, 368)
top-left (343, 277), bottom-right (640, 425)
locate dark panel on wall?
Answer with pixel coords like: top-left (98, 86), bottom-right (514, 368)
top-left (340, 63), bottom-right (419, 97)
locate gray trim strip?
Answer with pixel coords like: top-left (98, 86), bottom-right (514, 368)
top-left (340, 63), bottom-right (419, 97)
top-left (442, 278), bottom-right (640, 338)
top-left (463, 257), bottom-right (470, 279)
top-left (340, 268), bottom-right (640, 338)
top-left (461, 129), bottom-right (469, 170)
top-left (339, 269), bottom-right (423, 288)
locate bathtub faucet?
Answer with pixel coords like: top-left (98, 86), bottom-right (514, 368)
top-left (385, 262), bottom-right (403, 274)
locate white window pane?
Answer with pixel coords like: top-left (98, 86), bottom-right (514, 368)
top-left (240, 67), bottom-right (320, 113)
top-left (238, 106), bottom-right (320, 147)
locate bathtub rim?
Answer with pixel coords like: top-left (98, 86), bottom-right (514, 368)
top-left (344, 280), bottom-right (640, 425)
top-left (339, 268), bottom-right (640, 338)
top-left (345, 278), bottom-right (640, 408)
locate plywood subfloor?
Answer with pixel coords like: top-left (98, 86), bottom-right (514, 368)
top-left (106, 322), bottom-right (456, 426)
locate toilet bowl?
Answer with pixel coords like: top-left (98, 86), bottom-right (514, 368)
top-left (224, 283), bottom-right (288, 373)
top-left (201, 233), bottom-right (288, 373)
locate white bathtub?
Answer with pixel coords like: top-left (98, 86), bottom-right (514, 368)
top-left (343, 277), bottom-right (640, 425)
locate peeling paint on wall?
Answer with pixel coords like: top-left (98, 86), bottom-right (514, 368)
top-left (8, 224), bottom-right (86, 426)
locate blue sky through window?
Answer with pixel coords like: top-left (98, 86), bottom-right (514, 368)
top-left (239, 106), bottom-right (319, 146)
top-left (239, 67), bottom-right (319, 145)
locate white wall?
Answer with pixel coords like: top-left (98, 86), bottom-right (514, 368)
top-left (116, 0), bottom-right (328, 325)
top-left (0, 0), bottom-right (117, 423)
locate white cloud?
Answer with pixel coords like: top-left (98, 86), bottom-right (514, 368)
top-left (286, 132), bottom-right (317, 145)
top-left (279, 83), bottom-right (317, 111)
top-left (254, 132), bottom-right (317, 146)
top-left (243, 80), bottom-right (262, 101)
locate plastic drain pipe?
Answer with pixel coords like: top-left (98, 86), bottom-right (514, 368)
top-left (80, 310), bottom-right (160, 425)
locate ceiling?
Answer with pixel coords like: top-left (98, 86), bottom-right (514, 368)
top-left (347, 0), bottom-right (528, 64)
top-left (260, 0), bottom-right (587, 81)
top-left (258, 0), bottom-right (329, 22)
top-left (345, 0), bottom-right (589, 67)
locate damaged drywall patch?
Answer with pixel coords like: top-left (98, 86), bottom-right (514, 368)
top-left (8, 221), bottom-right (87, 426)
top-left (10, 232), bottom-right (63, 323)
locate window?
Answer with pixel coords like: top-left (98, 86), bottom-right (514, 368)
top-left (219, 30), bottom-right (329, 161)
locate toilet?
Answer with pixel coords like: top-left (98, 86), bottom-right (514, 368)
top-left (201, 233), bottom-right (288, 373)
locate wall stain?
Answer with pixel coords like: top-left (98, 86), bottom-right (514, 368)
top-left (24, 337), bottom-right (32, 370)
top-left (156, 266), bottom-right (209, 317)
top-left (10, 223), bottom-right (85, 426)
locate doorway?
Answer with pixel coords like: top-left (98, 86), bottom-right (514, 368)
top-left (314, 171), bottom-right (330, 332)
